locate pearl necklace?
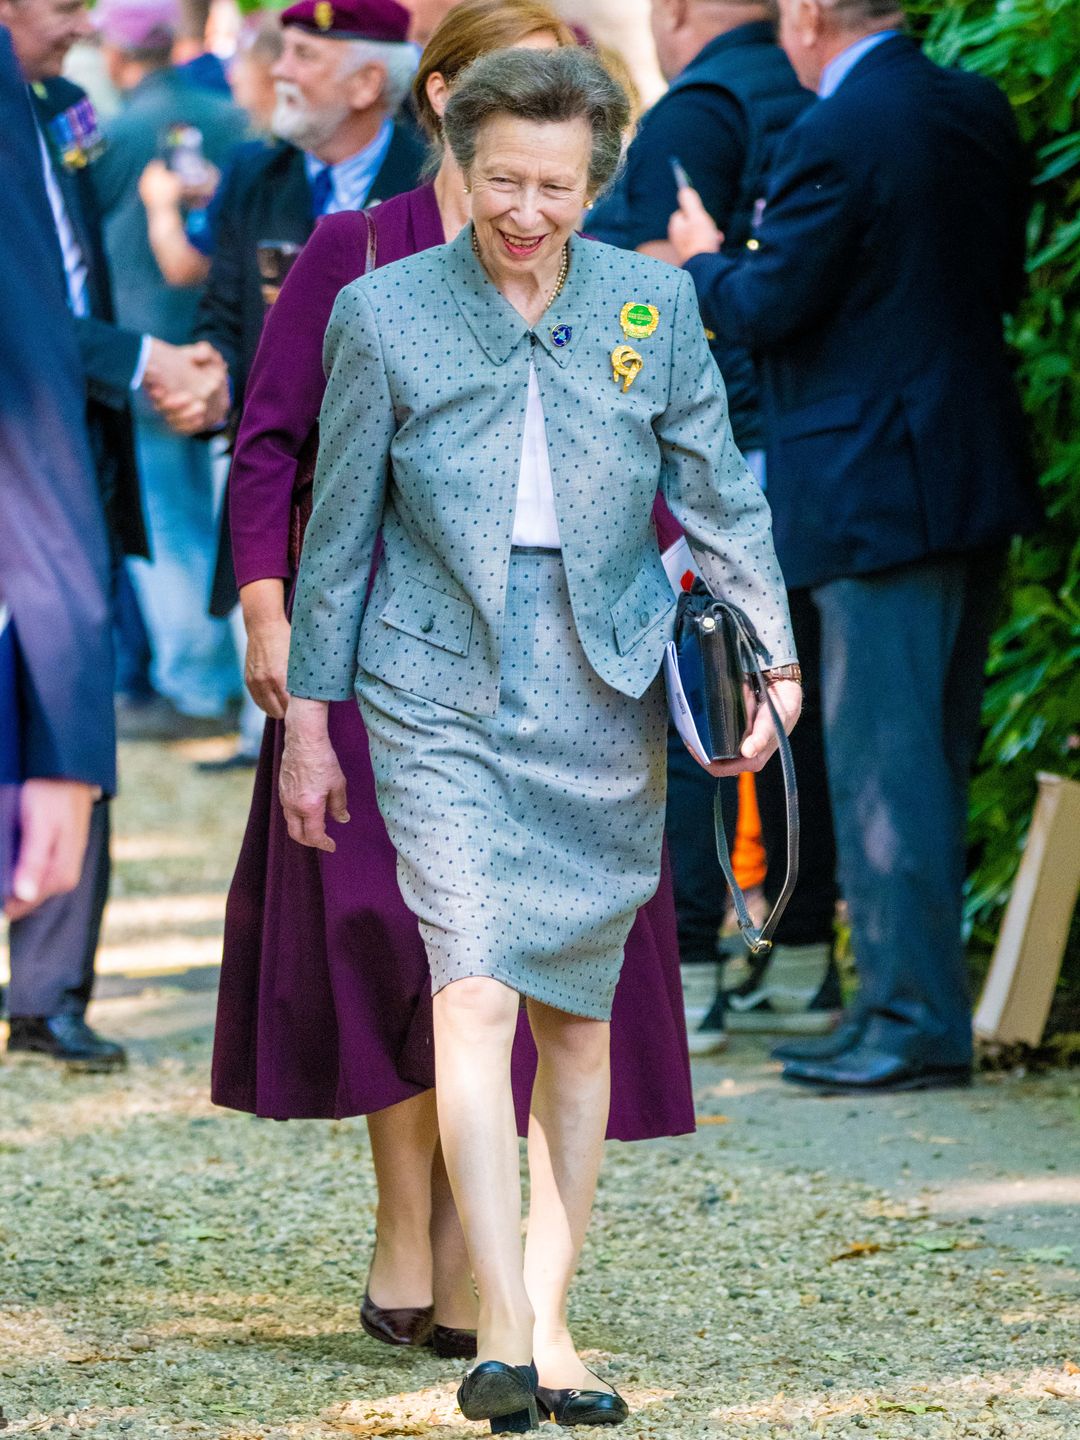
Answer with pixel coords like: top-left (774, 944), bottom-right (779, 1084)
top-left (472, 229), bottom-right (570, 314)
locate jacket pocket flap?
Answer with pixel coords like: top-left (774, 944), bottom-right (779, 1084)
top-left (611, 563), bottom-right (675, 656)
top-left (379, 577), bottom-right (474, 657)
top-left (779, 393), bottom-right (862, 439)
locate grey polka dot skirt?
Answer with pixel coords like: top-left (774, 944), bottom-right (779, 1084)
top-left (356, 550), bottom-right (668, 1021)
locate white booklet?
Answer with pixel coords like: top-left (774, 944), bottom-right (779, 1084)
top-left (660, 536), bottom-right (710, 766)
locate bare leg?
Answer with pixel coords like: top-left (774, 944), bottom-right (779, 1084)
top-left (433, 976), bottom-right (534, 1364)
top-left (523, 1000), bottom-right (612, 1392)
top-left (430, 1138), bottom-right (479, 1329)
top-left (366, 1091), bottom-right (437, 1307)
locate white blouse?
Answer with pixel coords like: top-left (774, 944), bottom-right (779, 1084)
top-left (511, 362), bottom-right (562, 549)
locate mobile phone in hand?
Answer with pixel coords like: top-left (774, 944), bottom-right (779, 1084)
top-left (669, 156), bottom-right (693, 192)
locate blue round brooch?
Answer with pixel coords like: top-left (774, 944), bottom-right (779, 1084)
top-left (550, 324), bottom-right (572, 348)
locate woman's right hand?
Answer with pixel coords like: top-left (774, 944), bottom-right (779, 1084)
top-left (280, 698), bottom-right (350, 852)
top-left (245, 613), bottom-right (292, 718)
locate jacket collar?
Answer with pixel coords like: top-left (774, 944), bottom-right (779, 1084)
top-left (686, 20), bottom-right (778, 75)
top-left (442, 224), bottom-right (593, 368)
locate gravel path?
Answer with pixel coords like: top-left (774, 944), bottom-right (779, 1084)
top-left (1, 741), bottom-right (1077, 1439)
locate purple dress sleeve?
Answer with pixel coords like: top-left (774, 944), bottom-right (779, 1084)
top-left (229, 211), bottom-right (369, 591)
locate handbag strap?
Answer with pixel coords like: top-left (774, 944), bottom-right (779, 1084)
top-left (710, 611), bottom-right (800, 956)
top-left (364, 207), bottom-right (378, 272)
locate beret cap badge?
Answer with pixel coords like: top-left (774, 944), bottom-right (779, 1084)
top-left (314, 1), bottom-right (334, 27)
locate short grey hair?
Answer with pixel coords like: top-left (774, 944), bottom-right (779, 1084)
top-left (823, 0), bottom-right (904, 25)
top-left (340, 38), bottom-right (418, 114)
top-left (443, 48), bottom-right (630, 199)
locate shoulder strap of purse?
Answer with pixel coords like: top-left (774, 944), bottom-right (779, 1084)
top-left (711, 614), bottom-right (800, 956)
top-left (363, 208), bottom-right (378, 272)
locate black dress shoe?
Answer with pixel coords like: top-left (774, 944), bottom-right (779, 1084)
top-left (359, 1291), bottom-right (434, 1347)
top-left (771, 1013), bottom-right (865, 1064)
top-left (195, 750), bottom-right (260, 773)
top-left (536, 1374), bottom-right (629, 1427)
top-left (7, 1016), bottom-right (127, 1072)
top-left (430, 1323), bottom-right (478, 1359)
top-left (458, 1360), bottom-right (539, 1432)
top-left (781, 1042), bottom-right (972, 1094)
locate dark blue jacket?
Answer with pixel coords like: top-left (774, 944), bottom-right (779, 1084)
top-left (0, 28), bottom-right (116, 792)
top-left (685, 35), bottom-right (1040, 590)
top-left (32, 74), bottom-right (148, 559)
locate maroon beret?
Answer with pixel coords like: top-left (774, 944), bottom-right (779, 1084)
top-left (280, 0), bottom-right (410, 43)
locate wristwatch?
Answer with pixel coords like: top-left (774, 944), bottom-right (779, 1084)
top-left (762, 663), bottom-right (802, 686)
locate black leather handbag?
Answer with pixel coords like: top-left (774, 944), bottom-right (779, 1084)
top-left (664, 581), bottom-right (800, 956)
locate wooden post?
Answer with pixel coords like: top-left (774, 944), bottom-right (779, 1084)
top-left (973, 772), bottom-right (1080, 1047)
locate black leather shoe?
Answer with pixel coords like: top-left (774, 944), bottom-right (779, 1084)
top-left (536, 1375), bottom-right (629, 1427)
top-left (781, 1042), bottom-right (972, 1094)
top-left (430, 1323), bottom-right (478, 1359)
top-left (458, 1360), bottom-right (539, 1432)
top-left (360, 1291), bottom-right (434, 1347)
top-left (771, 1013), bottom-right (865, 1064)
top-left (7, 1016), bottom-right (127, 1072)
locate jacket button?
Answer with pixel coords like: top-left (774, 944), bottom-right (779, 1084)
top-left (638, 610), bottom-right (651, 627)
top-left (421, 616), bottom-right (435, 634)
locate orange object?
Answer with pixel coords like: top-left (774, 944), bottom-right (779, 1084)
top-left (732, 772), bottom-right (767, 891)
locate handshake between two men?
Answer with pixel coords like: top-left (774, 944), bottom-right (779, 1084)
top-left (141, 335), bottom-right (230, 436)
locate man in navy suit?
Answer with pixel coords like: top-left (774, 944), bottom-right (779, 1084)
top-left (0, 0), bottom-right (234, 1069)
top-left (670, 0), bottom-right (1040, 1092)
top-left (0, 28), bottom-right (113, 933)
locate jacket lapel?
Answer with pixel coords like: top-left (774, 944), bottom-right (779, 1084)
top-left (442, 223), bottom-right (529, 365)
top-left (441, 227), bottom-right (600, 368)
top-left (367, 122), bottom-right (423, 205)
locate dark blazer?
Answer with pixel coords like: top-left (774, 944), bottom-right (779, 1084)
top-left (196, 123), bottom-right (425, 615)
top-left (195, 125), bottom-right (425, 407)
top-left (0, 30), bottom-right (115, 792)
top-left (684, 35), bottom-right (1040, 590)
top-left (32, 75), bottom-right (147, 558)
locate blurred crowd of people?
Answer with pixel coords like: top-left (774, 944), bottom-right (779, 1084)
top-left (1, 0), bottom-right (1037, 1104)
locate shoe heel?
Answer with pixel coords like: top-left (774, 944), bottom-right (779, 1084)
top-left (490, 1398), bottom-right (539, 1432)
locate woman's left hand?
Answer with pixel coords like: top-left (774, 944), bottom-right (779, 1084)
top-left (280, 698), bottom-right (350, 851)
top-left (696, 679), bottom-right (802, 778)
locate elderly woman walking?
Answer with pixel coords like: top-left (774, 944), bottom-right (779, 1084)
top-left (283, 47), bottom-right (799, 1431)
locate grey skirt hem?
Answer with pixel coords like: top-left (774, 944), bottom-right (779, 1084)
top-left (430, 966), bottom-right (614, 1023)
top-left (358, 551), bottom-right (667, 1022)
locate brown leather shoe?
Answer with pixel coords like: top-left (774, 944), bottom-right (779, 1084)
top-left (430, 1323), bottom-right (478, 1360)
top-left (360, 1291), bottom-right (435, 1348)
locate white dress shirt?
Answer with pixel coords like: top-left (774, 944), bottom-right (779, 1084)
top-left (818, 29), bottom-right (900, 99)
top-left (36, 121), bottom-right (152, 387)
top-left (511, 362), bottom-right (561, 549)
top-left (36, 127), bottom-right (89, 318)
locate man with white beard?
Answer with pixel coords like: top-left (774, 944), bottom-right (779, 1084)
top-left (195, 0), bottom-right (422, 492)
top-left (192, 0), bottom-right (423, 638)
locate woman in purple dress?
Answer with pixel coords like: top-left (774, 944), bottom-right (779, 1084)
top-left (213, 0), bottom-right (694, 1365)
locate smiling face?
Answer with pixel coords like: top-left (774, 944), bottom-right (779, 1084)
top-left (468, 114), bottom-right (592, 286)
top-left (0, 0), bottom-right (94, 81)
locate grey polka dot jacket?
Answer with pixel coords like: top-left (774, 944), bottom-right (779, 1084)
top-left (287, 225), bottom-right (795, 717)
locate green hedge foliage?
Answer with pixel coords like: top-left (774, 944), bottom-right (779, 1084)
top-left (906, 1), bottom-right (1080, 979)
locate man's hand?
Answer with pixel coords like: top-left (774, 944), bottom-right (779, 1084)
top-left (138, 159), bottom-right (185, 214)
top-left (668, 183), bottom-right (724, 265)
top-left (5, 780), bottom-right (97, 920)
top-left (696, 679), bottom-right (803, 778)
top-left (139, 157), bottom-right (219, 212)
top-left (280, 697), bottom-right (349, 851)
top-left (143, 339), bottom-right (230, 435)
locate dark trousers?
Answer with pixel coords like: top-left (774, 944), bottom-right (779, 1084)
top-left (811, 551), bottom-right (1003, 1066)
top-left (665, 728), bottom-right (738, 967)
top-left (756, 588), bottom-right (837, 946)
top-left (7, 797), bottom-right (110, 1018)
